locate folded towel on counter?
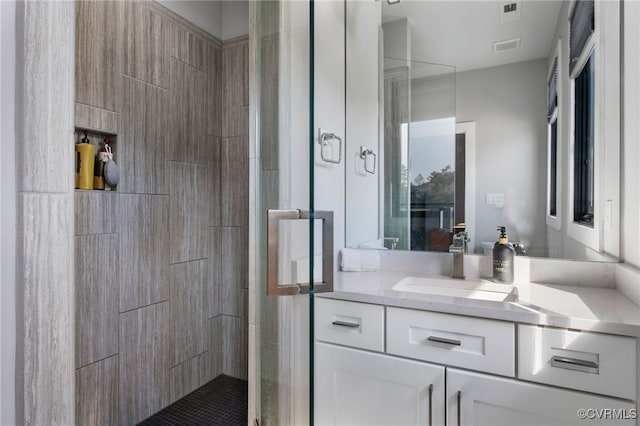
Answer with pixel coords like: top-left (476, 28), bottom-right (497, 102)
top-left (340, 248), bottom-right (380, 272)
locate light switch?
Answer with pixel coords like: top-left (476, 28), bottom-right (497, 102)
top-left (486, 193), bottom-right (505, 208)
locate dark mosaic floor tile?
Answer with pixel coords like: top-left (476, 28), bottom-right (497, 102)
top-left (138, 375), bottom-right (248, 426)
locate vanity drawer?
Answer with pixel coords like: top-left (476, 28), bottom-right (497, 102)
top-left (518, 325), bottom-right (636, 400)
top-left (387, 307), bottom-right (515, 377)
top-left (315, 298), bottom-right (384, 352)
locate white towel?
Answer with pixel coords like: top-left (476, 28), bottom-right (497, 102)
top-left (340, 248), bottom-right (380, 272)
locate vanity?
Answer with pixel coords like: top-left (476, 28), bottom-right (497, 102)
top-left (314, 266), bottom-right (640, 425)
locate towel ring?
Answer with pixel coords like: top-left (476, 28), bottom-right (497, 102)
top-left (360, 146), bottom-right (376, 174)
top-left (318, 129), bottom-right (342, 164)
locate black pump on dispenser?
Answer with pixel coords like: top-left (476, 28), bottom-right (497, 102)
top-left (493, 226), bottom-right (515, 283)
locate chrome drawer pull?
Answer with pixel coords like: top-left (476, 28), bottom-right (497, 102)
top-left (457, 390), bottom-right (462, 426)
top-left (332, 320), bottom-right (360, 328)
top-left (550, 355), bottom-right (599, 374)
top-left (428, 384), bottom-right (433, 426)
top-left (427, 336), bottom-right (461, 346)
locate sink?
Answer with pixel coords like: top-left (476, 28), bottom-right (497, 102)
top-left (392, 277), bottom-right (517, 302)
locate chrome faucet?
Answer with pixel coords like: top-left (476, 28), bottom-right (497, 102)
top-left (449, 232), bottom-right (468, 279)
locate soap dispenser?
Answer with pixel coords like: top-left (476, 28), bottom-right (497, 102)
top-left (493, 226), bottom-right (515, 283)
top-left (76, 131), bottom-right (95, 190)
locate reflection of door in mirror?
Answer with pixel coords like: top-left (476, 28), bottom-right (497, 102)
top-left (409, 118), bottom-right (457, 252)
top-left (382, 59), bottom-right (457, 252)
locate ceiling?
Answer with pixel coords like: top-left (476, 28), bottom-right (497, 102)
top-left (382, 0), bottom-right (563, 73)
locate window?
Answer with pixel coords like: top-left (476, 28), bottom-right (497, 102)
top-left (572, 55), bottom-right (595, 226)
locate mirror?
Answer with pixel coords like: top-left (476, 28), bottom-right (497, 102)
top-left (345, 0), bottom-right (621, 262)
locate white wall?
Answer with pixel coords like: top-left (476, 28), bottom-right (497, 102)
top-left (345, 0), bottom-right (381, 247)
top-left (623, 2), bottom-right (640, 269)
top-left (316, 0), bottom-right (346, 261)
top-left (456, 59), bottom-right (549, 255)
top-left (222, 0), bottom-right (249, 40)
top-left (159, 0), bottom-right (248, 40)
top-left (0, 1), bottom-right (16, 424)
top-left (159, 1), bottom-right (222, 38)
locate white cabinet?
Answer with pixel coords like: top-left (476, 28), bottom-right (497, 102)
top-left (314, 298), bottom-right (638, 426)
top-left (518, 324), bottom-right (637, 399)
top-left (387, 307), bottom-right (515, 377)
top-left (316, 342), bottom-right (445, 426)
top-left (316, 298), bottom-right (385, 351)
top-left (446, 368), bottom-right (636, 426)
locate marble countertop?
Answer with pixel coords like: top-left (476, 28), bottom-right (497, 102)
top-left (317, 270), bottom-right (640, 337)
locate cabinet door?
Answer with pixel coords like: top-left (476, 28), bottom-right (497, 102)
top-left (316, 342), bottom-right (445, 426)
top-left (446, 368), bottom-right (636, 426)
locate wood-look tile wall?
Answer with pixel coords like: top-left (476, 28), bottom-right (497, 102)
top-left (74, 2), bottom-right (249, 424)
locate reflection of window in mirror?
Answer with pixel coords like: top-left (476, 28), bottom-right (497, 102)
top-left (408, 118), bottom-right (458, 251)
top-left (573, 54), bottom-right (595, 227)
top-left (547, 42), bottom-right (561, 231)
top-left (568, 0), bottom-right (601, 250)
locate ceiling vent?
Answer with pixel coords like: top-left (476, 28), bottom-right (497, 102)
top-left (493, 38), bottom-right (521, 52)
top-left (500, 1), bottom-right (521, 23)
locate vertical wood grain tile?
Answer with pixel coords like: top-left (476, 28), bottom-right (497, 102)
top-left (119, 76), bottom-right (169, 195)
top-left (203, 316), bottom-right (223, 383)
top-left (221, 137), bottom-right (249, 227)
top-left (220, 227), bottom-right (243, 317)
top-left (169, 354), bottom-right (204, 404)
top-left (119, 302), bottom-right (169, 425)
top-left (75, 191), bottom-right (116, 235)
top-left (123, 1), bottom-right (171, 88)
top-left (171, 23), bottom-right (206, 71)
top-left (169, 58), bottom-right (207, 164)
top-left (206, 42), bottom-right (222, 137)
top-left (76, 234), bottom-right (119, 368)
top-left (20, 193), bottom-right (74, 425)
top-left (117, 194), bottom-right (169, 312)
top-left (17, 1), bottom-right (74, 194)
top-left (222, 42), bottom-right (249, 137)
top-left (260, 74), bottom-right (279, 171)
top-left (75, 103), bottom-right (119, 135)
top-left (209, 136), bottom-right (221, 226)
top-left (75, 0), bottom-right (121, 111)
top-left (170, 260), bottom-right (206, 366)
top-left (207, 227), bottom-right (222, 319)
top-left (222, 315), bottom-right (247, 380)
top-left (169, 162), bottom-right (210, 263)
top-left (76, 355), bottom-right (119, 426)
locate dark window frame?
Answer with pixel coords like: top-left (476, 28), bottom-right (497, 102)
top-left (572, 54), bottom-right (595, 227)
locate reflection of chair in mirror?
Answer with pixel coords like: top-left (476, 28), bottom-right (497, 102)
top-left (429, 228), bottom-right (452, 252)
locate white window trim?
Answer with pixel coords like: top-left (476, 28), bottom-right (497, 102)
top-left (546, 39), bottom-right (562, 231)
top-left (566, 0), bottom-right (621, 255)
top-left (456, 121), bottom-right (476, 251)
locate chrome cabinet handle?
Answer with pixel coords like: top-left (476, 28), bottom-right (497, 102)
top-left (457, 391), bottom-right (462, 426)
top-left (266, 210), bottom-right (334, 296)
top-left (428, 384), bottom-right (433, 426)
top-left (550, 355), bottom-right (599, 374)
top-left (427, 336), bottom-right (461, 346)
top-left (331, 320), bottom-right (360, 328)
top-left (319, 129), bottom-right (342, 164)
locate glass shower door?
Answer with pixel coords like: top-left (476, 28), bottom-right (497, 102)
top-left (251, 1), bottom-right (333, 425)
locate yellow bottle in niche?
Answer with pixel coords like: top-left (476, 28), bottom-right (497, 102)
top-left (76, 131), bottom-right (95, 190)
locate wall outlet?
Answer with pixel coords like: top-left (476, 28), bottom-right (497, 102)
top-left (486, 193), bottom-right (505, 208)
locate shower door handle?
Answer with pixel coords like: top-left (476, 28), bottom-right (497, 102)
top-left (266, 209), bottom-right (334, 296)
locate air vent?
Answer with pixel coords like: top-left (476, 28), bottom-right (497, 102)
top-left (493, 38), bottom-right (521, 52)
top-left (500, 1), bottom-right (521, 23)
